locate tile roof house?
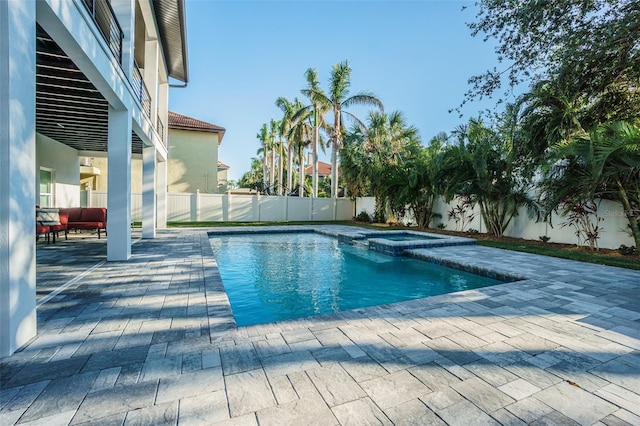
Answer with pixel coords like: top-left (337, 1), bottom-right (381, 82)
top-left (217, 161), bottom-right (231, 192)
top-left (305, 161), bottom-right (332, 178)
top-left (168, 111), bottom-right (227, 134)
top-left (167, 111), bottom-right (227, 193)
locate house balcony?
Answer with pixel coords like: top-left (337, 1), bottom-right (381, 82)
top-left (36, 1), bottom-right (169, 158)
top-left (80, 0), bottom-right (124, 65)
top-left (80, 0), bottom-right (166, 150)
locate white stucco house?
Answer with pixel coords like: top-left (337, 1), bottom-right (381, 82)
top-left (0, 0), bottom-right (188, 356)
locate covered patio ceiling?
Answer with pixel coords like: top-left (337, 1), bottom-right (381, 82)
top-left (36, 25), bottom-right (144, 154)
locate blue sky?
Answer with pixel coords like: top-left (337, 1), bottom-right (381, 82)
top-left (169, 0), bottom-right (507, 182)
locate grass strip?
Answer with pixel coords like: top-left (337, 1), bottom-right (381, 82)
top-left (477, 240), bottom-right (640, 270)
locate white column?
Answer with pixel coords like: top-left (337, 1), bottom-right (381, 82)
top-left (142, 145), bottom-right (156, 238)
top-left (144, 39), bottom-right (159, 126)
top-left (0, 0), bottom-right (37, 357)
top-left (111, 0), bottom-right (135, 79)
top-left (158, 82), bottom-right (169, 147)
top-left (156, 159), bottom-right (167, 228)
top-left (107, 106), bottom-right (132, 260)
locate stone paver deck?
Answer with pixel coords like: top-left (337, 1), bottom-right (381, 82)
top-left (1, 225), bottom-right (639, 425)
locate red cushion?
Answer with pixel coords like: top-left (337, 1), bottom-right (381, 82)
top-left (80, 208), bottom-right (106, 222)
top-left (57, 210), bottom-right (69, 225)
top-left (36, 225), bottom-right (50, 234)
top-left (63, 207), bottom-right (83, 222)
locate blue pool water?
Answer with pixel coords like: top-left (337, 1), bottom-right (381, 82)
top-left (209, 233), bottom-right (503, 326)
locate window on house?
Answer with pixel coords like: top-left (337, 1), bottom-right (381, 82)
top-left (39, 168), bottom-right (54, 207)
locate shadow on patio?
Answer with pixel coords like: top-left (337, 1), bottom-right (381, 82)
top-left (1, 227), bottom-right (637, 425)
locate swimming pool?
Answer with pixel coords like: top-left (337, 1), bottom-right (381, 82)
top-left (209, 232), bottom-right (505, 326)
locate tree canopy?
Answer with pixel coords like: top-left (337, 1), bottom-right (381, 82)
top-left (465, 0), bottom-right (640, 123)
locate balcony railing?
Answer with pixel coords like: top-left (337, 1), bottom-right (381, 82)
top-left (81, 0), bottom-right (164, 148)
top-left (132, 61), bottom-right (152, 118)
top-left (156, 112), bottom-right (165, 147)
top-left (81, 0), bottom-right (123, 64)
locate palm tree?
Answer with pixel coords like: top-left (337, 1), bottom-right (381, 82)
top-left (268, 118), bottom-right (285, 196)
top-left (297, 68), bottom-right (329, 197)
top-left (268, 119), bottom-right (278, 192)
top-left (321, 60), bottom-right (383, 198)
top-left (340, 130), bottom-right (371, 199)
top-left (381, 132), bottom-right (444, 228)
top-left (348, 110), bottom-right (419, 219)
top-left (275, 97), bottom-right (304, 193)
top-left (239, 157), bottom-right (264, 189)
top-left (288, 105), bottom-right (314, 197)
top-left (256, 123), bottom-right (270, 189)
top-left (437, 116), bottom-right (538, 237)
top-left (518, 79), bottom-right (588, 160)
top-left (541, 121), bottom-right (640, 247)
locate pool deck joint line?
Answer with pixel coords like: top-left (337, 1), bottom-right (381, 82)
top-left (1, 225), bottom-right (639, 426)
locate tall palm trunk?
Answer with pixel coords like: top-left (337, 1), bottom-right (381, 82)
top-left (278, 141), bottom-right (284, 196)
top-left (298, 150), bottom-right (305, 197)
top-left (287, 144), bottom-right (293, 193)
top-left (312, 111), bottom-right (319, 197)
top-left (270, 148), bottom-right (275, 192)
top-left (262, 154), bottom-right (268, 187)
top-left (331, 109), bottom-right (341, 198)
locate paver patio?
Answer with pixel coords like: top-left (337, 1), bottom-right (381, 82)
top-left (1, 226), bottom-right (639, 425)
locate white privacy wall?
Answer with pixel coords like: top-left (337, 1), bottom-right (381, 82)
top-left (430, 197), bottom-right (634, 249)
top-left (89, 192), bottom-right (358, 223)
top-left (88, 192), bottom-right (635, 249)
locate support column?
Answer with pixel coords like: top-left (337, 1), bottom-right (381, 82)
top-left (111, 0), bottom-right (135, 79)
top-left (158, 82), bottom-right (169, 147)
top-left (0, 0), bottom-right (37, 357)
top-left (142, 145), bottom-right (156, 238)
top-left (107, 106), bottom-right (132, 260)
top-left (144, 38), bottom-right (159, 126)
top-left (156, 159), bottom-right (167, 228)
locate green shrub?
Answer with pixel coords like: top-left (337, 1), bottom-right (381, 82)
top-left (539, 235), bottom-right (551, 243)
top-left (618, 245), bottom-right (637, 256)
top-left (373, 210), bottom-right (386, 224)
top-left (355, 211), bottom-right (372, 223)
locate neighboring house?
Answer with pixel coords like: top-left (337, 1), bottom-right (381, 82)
top-left (1, 0), bottom-right (188, 356)
top-left (217, 160), bottom-right (230, 192)
top-left (166, 111), bottom-right (226, 193)
top-left (305, 161), bottom-right (332, 180)
top-left (86, 111), bottom-right (226, 194)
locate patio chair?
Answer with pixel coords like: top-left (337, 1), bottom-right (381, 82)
top-left (36, 224), bottom-right (50, 243)
top-left (286, 184), bottom-right (300, 197)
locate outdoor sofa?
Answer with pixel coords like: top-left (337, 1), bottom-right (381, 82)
top-left (61, 207), bottom-right (107, 239)
top-left (36, 207), bottom-right (107, 243)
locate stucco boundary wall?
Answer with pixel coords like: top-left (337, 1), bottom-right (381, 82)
top-left (88, 192), bottom-right (634, 249)
top-left (353, 196), bottom-right (634, 250)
